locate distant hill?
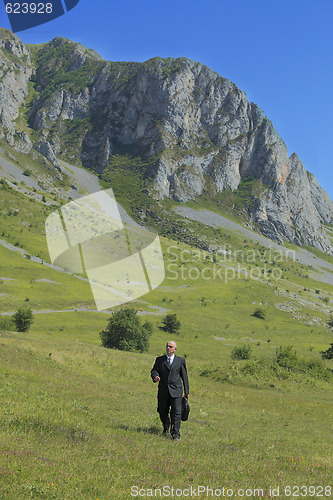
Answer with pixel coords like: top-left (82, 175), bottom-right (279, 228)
top-left (1, 27), bottom-right (333, 254)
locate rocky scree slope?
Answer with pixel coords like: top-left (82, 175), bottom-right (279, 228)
top-left (0, 28), bottom-right (333, 254)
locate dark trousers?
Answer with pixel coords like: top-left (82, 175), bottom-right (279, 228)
top-left (157, 393), bottom-right (182, 437)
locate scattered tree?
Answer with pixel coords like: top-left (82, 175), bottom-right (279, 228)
top-left (100, 308), bottom-right (152, 353)
top-left (161, 313), bottom-right (181, 334)
top-left (12, 307), bottom-right (34, 332)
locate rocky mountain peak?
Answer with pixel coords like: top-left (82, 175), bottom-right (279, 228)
top-left (39, 36), bottom-right (104, 66)
top-left (0, 27), bottom-right (29, 58)
top-left (0, 30), bottom-right (332, 254)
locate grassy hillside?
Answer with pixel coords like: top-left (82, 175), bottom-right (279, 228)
top-left (1, 217), bottom-right (333, 498)
top-left (1, 325), bottom-right (332, 500)
top-left (1, 151), bottom-right (333, 498)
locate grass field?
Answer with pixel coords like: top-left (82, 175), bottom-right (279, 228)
top-left (1, 159), bottom-right (333, 499)
top-left (1, 217), bottom-right (333, 499)
top-left (1, 329), bottom-right (333, 500)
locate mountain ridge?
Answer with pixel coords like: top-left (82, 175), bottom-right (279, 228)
top-left (0, 27), bottom-right (332, 254)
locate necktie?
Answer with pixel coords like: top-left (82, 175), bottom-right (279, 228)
top-left (168, 357), bottom-right (171, 366)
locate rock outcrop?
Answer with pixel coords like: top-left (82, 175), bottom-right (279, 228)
top-left (0, 28), bottom-right (33, 149)
top-left (0, 30), bottom-right (332, 253)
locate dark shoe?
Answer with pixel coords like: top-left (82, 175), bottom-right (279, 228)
top-left (172, 434), bottom-right (180, 441)
top-left (163, 422), bottom-right (170, 435)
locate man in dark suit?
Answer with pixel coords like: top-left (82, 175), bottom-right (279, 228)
top-left (151, 341), bottom-right (189, 440)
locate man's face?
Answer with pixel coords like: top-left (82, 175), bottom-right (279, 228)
top-left (166, 342), bottom-right (176, 356)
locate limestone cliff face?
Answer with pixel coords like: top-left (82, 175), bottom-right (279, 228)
top-left (0, 28), bottom-right (33, 151)
top-left (0, 31), bottom-right (332, 253)
top-left (253, 153), bottom-right (332, 251)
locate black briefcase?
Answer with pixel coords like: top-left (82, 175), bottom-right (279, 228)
top-left (181, 396), bottom-right (190, 421)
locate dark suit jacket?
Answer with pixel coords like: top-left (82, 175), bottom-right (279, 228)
top-left (151, 354), bottom-right (189, 398)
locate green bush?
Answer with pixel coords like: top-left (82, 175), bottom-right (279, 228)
top-left (321, 343), bottom-right (333, 360)
top-left (201, 347), bottom-right (331, 387)
top-left (199, 365), bottom-right (232, 383)
top-left (241, 360), bottom-right (260, 375)
top-left (12, 307), bottom-right (34, 332)
top-left (275, 345), bottom-right (298, 370)
top-left (161, 313), bottom-right (181, 334)
top-left (231, 344), bottom-right (252, 360)
top-left (100, 308), bottom-right (152, 353)
top-left (306, 360), bottom-right (331, 381)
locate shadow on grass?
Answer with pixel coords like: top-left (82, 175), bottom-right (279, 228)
top-left (2, 414), bottom-right (90, 442)
top-left (114, 423), bottom-right (161, 435)
top-left (136, 425), bottom-right (161, 435)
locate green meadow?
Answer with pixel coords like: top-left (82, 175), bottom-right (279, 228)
top-left (1, 210), bottom-right (333, 499)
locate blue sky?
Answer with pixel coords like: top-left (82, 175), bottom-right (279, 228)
top-left (1, 0), bottom-right (333, 198)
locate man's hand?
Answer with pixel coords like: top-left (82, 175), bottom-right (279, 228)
top-left (154, 376), bottom-right (160, 382)
top-left (186, 394), bottom-right (189, 399)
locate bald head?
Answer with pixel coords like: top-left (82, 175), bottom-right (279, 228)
top-left (166, 341), bottom-right (177, 356)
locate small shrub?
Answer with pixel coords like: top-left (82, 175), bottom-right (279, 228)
top-left (12, 307), bottom-right (34, 332)
top-left (161, 313), bottom-right (181, 334)
top-left (200, 365), bottom-right (232, 383)
top-left (231, 344), bottom-right (252, 360)
top-left (241, 360), bottom-right (259, 375)
top-left (306, 360), bottom-right (331, 381)
top-left (275, 345), bottom-right (298, 370)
